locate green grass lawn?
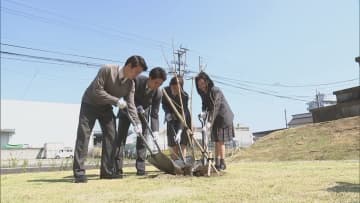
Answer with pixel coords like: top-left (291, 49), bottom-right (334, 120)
top-left (1, 160), bottom-right (359, 203)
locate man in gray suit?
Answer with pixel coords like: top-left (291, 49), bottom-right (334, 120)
top-left (115, 67), bottom-right (167, 176)
top-left (73, 55), bottom-right (147, 183)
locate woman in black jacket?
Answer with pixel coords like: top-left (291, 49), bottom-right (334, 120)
top-left (195, 71), bottom-right (235, 170)
top-left (162, 76), bottom-right (192, 160)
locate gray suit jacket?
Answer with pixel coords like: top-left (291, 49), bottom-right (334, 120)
top-left (202, 86), bottom-right (234, 128)
top-left (118, 75), bottom-right (161, 132)
top-left (82, 64), bottom-right (140, 124)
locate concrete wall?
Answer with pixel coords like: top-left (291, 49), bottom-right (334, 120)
top-left (311, 86), bottom-right (360, 123)
top-left (311, 100), bottom-right (360, 123)
top-left (1, 148), bottom-right (44, 160)
top-left (334, 86), bottom-right (360, 103)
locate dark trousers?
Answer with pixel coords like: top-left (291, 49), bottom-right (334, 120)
top-left (73, 102), bottom-right (117, 177)
top-left (115, 113), bottom-right (147, 173)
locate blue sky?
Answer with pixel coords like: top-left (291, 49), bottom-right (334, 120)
top-left (1, 0), bottom-right (359, 131)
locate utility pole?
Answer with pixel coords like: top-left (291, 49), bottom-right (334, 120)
top-left (315, 90), bottom-right (320, 108)
top-left (356, 56), bottom-right (360, 86)
top-left (199, 56), bottom-right (202, 72)
top-left (284, 109), bottom-right (288, 128)
top-left (357, 0), bottom-right (360, 86)
top-left (172, 46), bottom-right (189, 76)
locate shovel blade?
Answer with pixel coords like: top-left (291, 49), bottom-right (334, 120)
top-left (148, 152), bottom-right (183, 175)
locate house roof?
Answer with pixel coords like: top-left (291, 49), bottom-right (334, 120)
top-left (288, 113), bottom-right (313, 126)
top-left (333, 86), bottom-right (360, 95)
top-left (291, 112), bottom-right (312, 119)
top-left (253, 128), bottom-right (285, 137)
top-left (0, 129), bottom-right (15, 134)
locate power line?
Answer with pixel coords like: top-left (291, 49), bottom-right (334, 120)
top-left (2, 48), bottom-right (352, 103)
top-left (209, 74), bottom-right (358, 88)
top-left (1, 51), bottom-right (101, 68)
top-left (184, 69), bottom-right (329, 99)
top-left (4, 0), bottom-right (357, 91)
top-left (1, 1), bottom-right (173, 50)
top-left (212, 79), bottom-right (308, 102)
top-left (1, 50), bottom-right (165, 75)
top-left (1, 43), bottom-right (123, 63)
top-left (188, 70), bottom-right (359, 88)
top-left (2, 49), bottom-right (307, 101)
top-left (1, 56), bottom-right (69, 66)
top-left (3, 67), bottom-right (91, 81)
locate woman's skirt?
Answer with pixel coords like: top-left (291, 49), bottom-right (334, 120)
top-left (211, 124), bottom-right (235, 142)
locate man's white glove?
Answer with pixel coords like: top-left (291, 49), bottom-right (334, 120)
top-left (165, 113), bottom-right (173, 122)
top-left (175, 129), bottom-right (182, 143)
top-left (152, 131), bottom-right (159, 141)
top-left (134, 123), bottom-right (142, 135)
top-left (202, 122), bottom-right (211, 132)
top-left (117, 98), bottom-right (127, 109)
top-left (199, 111), bottom-right (207, 119)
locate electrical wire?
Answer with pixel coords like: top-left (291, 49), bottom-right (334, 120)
top-left (1, 51), bottom-right (101, 68)
top-left (213, 79), bottom-right (308, 102)
top-left (1, 43), bottom-right (123, 63)
top-left (1, 1), bottom-right (173, 50)
top-left (209, 74), bottom-right (358, 88)
top-left (2, 48), bottom-right (354, 103)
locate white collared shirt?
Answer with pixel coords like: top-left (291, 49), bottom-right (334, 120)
top-left (118, 66), bottom-right (128, 84)
top-left (145, 82), bottom-right (153, 94)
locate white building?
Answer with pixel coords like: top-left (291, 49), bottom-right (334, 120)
top-left (1, 100), bottom-right (82, 148)
top-left (1, 100), bottom-right (166, 151)
top-left (233, 123), bottom-right (254, 147)
top-left (1, 100), bottom-right (253, 152)
top-left (192, 123), bottom-right (253, 148)
top-left (0, 129), bottom-right (15, 148)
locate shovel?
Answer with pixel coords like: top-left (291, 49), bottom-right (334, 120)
top-left (169, 125), bottom-right (186, 163)
top-left (198, 112), bottom-right (210, 166)
top-left (121, 108), bottom-right (182, 175)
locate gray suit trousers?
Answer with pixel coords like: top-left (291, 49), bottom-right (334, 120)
top-left (73, 102), bottom-right (116, 177)
top-left (115, 113), bottom-right (147, 173)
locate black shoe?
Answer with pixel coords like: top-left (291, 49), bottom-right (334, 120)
top-left (220, 164), bottom-right (226, 170)
top-left (74, 175), bottom-right (88, 183)
top-left (220, 159), bottom-right (226, 170)
top-left (100, 174), bottom-right (123, 179)
top-left (136, 170), bottom-right (146, 176)
top-left (215, 158), bottom-right (221, 170)
top-left (115, 169), bottom-right (123, 176)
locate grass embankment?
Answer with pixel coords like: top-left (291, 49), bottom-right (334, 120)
top-left (1, 161), bottom-right (359, 203)
top-left (234, 116), bottom-right (360, 161)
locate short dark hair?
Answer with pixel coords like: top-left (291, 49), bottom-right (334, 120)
top-left (149, 67), bottom-right (167, 81)
top-left (170, 76), bottom-right (184, 88)
top-left (124, 55), bottom-right (148, 71)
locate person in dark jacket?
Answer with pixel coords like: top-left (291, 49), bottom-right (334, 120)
top-left (73, 55), bottom-right (147, 183)
top-left (195, 71), bottom-right (234, 170)
top-left (162, 76), bottom-right (192, 160)
top-left (115, 67), bottom-right (167, 176)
